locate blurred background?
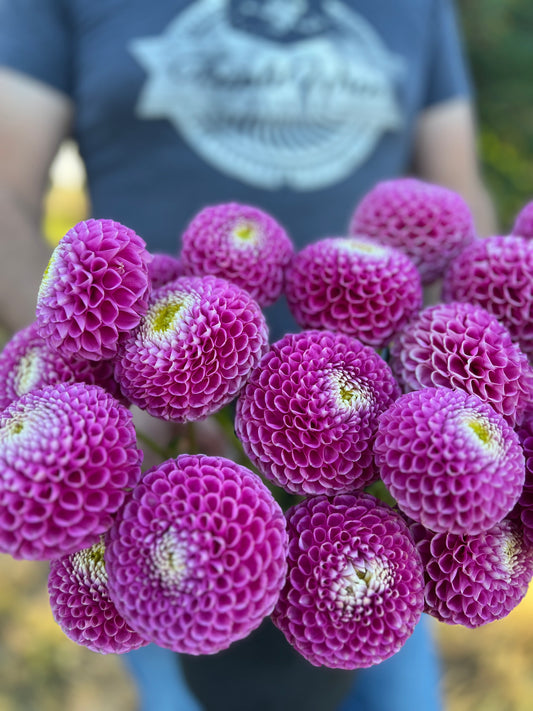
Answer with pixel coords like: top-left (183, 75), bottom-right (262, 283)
top-left (1, 1), bottom-right (533, 710)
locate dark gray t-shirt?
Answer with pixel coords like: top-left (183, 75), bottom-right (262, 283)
top-left (0, 0), bottom-right (470, 254)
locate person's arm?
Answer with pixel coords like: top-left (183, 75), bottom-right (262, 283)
top-left (0, 67), bottom-right (73, 332)
top-left (412, 97), bottom-right (497, 236)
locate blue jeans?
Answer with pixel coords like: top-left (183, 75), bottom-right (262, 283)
top-left (124, 617), bottom-right (442, 711)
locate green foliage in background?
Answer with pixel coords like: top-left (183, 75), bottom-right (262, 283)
top-left (459, 0), bottom-right (533, 230)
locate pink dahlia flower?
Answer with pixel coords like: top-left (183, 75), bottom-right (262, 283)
top-left (235, 330), bottom-right (400, 495)
top-left (0, 322), bottom-right (124, 411)
top-left (349, 178), bottom-right (476, 284)
top-left (509, 408), bottom-right (533, 546)
top-left (36, 219), bottom-right (151, 361)
top-left (48, 539), bottom-right (148, 654)
top-left (285, 237), bottom-right (422, 349)
top-left (180, 203), bottom-right (294, 307)
top-left (512, 200), bottom-right (533, 239)
top-left (0, 382), bottom-right (142, 560)
top-left (390, 301), bottom-right (533, 427)
top-left (409, 518), bottom-right (533, 627)
top-left (443, 235), bottom-right (533, 358)
top-left (375, 388), bottom-right (525, 535)
top-left (271, 493), bottom-right (424, 669)
top-left (105, 455), bottom-right (288, 655)
top-left (114, 276), bottom-right (268, 421)
top-left (148, 253), bottom-right (184, 289)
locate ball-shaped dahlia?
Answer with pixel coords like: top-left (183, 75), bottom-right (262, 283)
top-left (285, 237), bottom-right (422, 349)
top-left (510, 409), bottom-right (533, 546)
top-left (180, 203), bottom-right (294, 307)
top-left (0, 322), bottom-right (124, 411)
top-left (0, 382), bottom-right (142, 560)
top-left (409, 518), bottom-right (533, 627)
top-left (105, 455), bottom-right (288, 655)
top-left (36, 219), bottom-right (151, 361)
top-left (512, 200), bottom-right (533, 239)
top-left (375, 388), bottom-right (525, 535)
top-left (48, 539), bottom-right (148, 654)
top-left (114, 275), bottom-right (268, 422)
top-left (443, 235), bottom-right (533, 359)
top-left (391, 301), bottom-right (533, 427)
top-left (235, 330), bottom-right (400, 495)
top-left (148, 252), bottom-right (184, 289)
top-left (349, 178), bottom-right (476, 284)
top-left (271, 493), bottom-right (424, 669)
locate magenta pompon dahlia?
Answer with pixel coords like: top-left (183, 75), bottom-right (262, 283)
top-left (0, 382), bottom-right (142, 560)
top-left (443, 235), bottom-right (533, 358)
top-left (114, 275), bottom-right (268, 422)
top-left (375, 388), bottom-right (525, 535)
top-left (36, 218), bottom-right (151, 361)
top-left (349, 178), bottom-right (476, 284)
top-left (148, 252), bottom-right (184, 289)
top-left (510, 408), bottom-right (533, 546)
top-left (104, 455), bottom-right (288, 655)
top-left (271, 493), bottom-right (424, 669)
top-left (235, 330), bottom-right (400, 496)
top-left (409, 518), bottom-right (533, 627)
top-left (512, 200), bottom-right (533, 239)
top-left (0, 322), bottom-right (125, 411)
top-left (48, 539), bottom-right (148, 654)
top-left (180, 203), bottom-right (294, 307)
top-left (390, 301), bottom-right (533, 427)
top-left (285, 237), bottom-right (422, 350)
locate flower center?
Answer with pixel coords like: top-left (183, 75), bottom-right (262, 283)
top-left (461, 411), bottom-right (501, 454)
top-left (231, 220), bottom-right (261, 248)
top-left (333, 556), bottom-right (392, 620)
top-left (145, 291), bottom-right (197, 341)
top-left (328, 370), bottom-right (369, 411)
top-left (336, 237), bottom-right (388, 258)
top-left (15, 349), bottom-right (43, 397)
top-left (501, 529), bottom-right (521, 574)
top-left (152, 528), bottom-right (189, 589)
top-left (38, 247), bottom-right (61, 301)
top-left (72, 540), bottom-right (108, 588)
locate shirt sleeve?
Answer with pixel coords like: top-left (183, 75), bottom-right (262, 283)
top-left (0, 0), bottom-right (73, 96)
top-left (423, 0), bottom-right (472, 108)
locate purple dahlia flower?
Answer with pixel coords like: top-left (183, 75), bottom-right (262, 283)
top-left (48, 539), bottom-right (148, 654)
top-left (271, 493), bottom-right (424, 669)
top-left (512, 201), bottom-right (533, 239)
top-left (0, 382), bottom-right (142, 560)
top-left (390, 301), bottom-right (533, 427)
top-left (105, 455), bottom-right (288, 655)
top-left (375, 388), bottom-right (525, 535)
top-left (409, 518), bottom-right (533, 627)
top-left (148, 253), bottom-right (184, 289)
top-left (510, 408), bottom-right (533, 546)
top-left (114, 275), bottom-right (268, 422)
top-left (285, 237), bottom-right (422, 350)
top-left (349, 178), bottom-right (476, 284)
top-left (235, 330), bottom-right (400, 495)
top-left (443, 235), bottom-right (533, 359)
top-left (0, 322), bottom-right (124, 411)
top-left (180, 203), bottom-right (294, 307)
top-left (36, 219), bottom-right (151, 361)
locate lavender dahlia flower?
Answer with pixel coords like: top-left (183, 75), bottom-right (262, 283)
top-left (375, 388), bottom-right (525, 535)
top-left (285, 237), bottom-right (422, 350)
top-left (235, 330), bottom-right (400, 495)
top-left (0, 322), bottom-right (124, 411)
top-left (36, 219), bottom-right (151, 361)
top-left (105, 455), bottom-right (288, 655)
top-left (114, 276), bottom-right (268, 421)
top-left (349, 178), bottom-right (476, 284)
top-left (0, 382), bottom-right (142, 560)
top-left (409, 518), bottom-right (533, 627)
top-left (391, 301), bottom-right (533, 427)
top-left (272, 493), bottom-right (424, 669)
top-left (48, 539), bottom-right (147, 654)
top-left (512, 200), bottom-right (533, 239)
top-left (148, 252), bottom-right (184, 289)
top-left (180, 203), bottom-right (294, 307)
top-left (443, 235), bottom-right (533, 358)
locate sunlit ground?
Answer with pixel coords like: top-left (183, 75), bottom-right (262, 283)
top-left (1, 145), bottom-right (532, 711)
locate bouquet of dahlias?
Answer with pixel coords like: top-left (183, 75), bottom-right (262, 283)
top-left (1, 185), bottom-right (533, 671)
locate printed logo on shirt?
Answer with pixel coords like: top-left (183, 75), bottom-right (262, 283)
top-left (130, 0), bottom-right (404, 190)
